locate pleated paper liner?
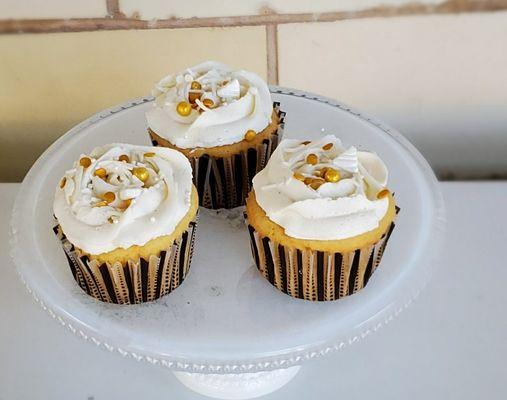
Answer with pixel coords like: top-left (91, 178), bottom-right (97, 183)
top-left (150, 102), bottom-right (286, 209)
top-left (246, 207), bottom-right (399, 301)
top-left (53, 217), bottom-right (198, 304)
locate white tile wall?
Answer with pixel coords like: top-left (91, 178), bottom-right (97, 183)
top-left (278, 12), bottom-right (507, 177)
top-left (119, 0), bottom-right (446, 19)
top-left (0, 0), bottom-right (107, 19)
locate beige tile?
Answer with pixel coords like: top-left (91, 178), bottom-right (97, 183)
top-left (0, 27), bottom-right (267, 182)
top-left (278, 12), bottom-right (507, 177)
top-left (119, 0), bottom-right (445, 19)
top-left (0, 0), bottom-right (107, 19)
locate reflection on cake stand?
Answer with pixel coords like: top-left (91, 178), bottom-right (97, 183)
top-left (10, 88), bottom-right (445, 399)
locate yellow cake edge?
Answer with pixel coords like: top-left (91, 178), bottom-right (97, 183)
top-left (245, 191), bottom-right (396, 253)
top-left (74, 185), bottom-right (199, 265)
top-left (149, 109), bottom-right (280, 158)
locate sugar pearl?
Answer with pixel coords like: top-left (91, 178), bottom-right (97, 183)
top-left (324, 168), bottom-right (341, 183)
top-left (176, 101), bottom-right (192, 116)
top-left (190, 81), bottom-right (202, 90)
top-left (79, 157), bottom-right (92, 168)
top-left (103, 191), bottom-right (116, 204)
top-left (94, 168), bottom-right (107, 178)
top-left (306, 154), bottom-right (318, 165)
top-left (133, 167), bottom-right (149, 182)
top-left (202, 98), bottom-right (214, 108)
top-left (244, 130), bottom-right (256, 142)
top-left (293, 172), bottom-right (305, 181)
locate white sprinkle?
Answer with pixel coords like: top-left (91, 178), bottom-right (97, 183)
top-left (150, 216), bottom-right (156, 223)
top-left (113, 219), bottom-right (119, 224)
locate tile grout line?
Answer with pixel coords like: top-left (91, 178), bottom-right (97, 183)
top-left (2, 0), bottom-right (507, 34)
top-left (105, 0), bottom-right (123, 18)
top-left (265, 24), bottom-right (279, 85)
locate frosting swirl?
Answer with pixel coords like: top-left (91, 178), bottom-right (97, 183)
top-left (53, 144), bottom-right (193, 255)
top-left (146, 61), bottom-right (273, 148)
top-left (252, 135), bottom-right (390, 240)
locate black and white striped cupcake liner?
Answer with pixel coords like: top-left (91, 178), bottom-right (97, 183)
top-left (150, 102), bottom-right (286, 209)
top-left (246, 208), bottom-right (398, 301)
top-left (53, 217), bottom-right (198, 304)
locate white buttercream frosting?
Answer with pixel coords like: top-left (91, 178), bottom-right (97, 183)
top-left (146, 61), bottom-right (273, 148)
top-left (54, 144), bottom-right (193, 255)
top-left (252, 135), bottom-right (390, 240)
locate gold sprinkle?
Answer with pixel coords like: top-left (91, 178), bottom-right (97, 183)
top-left (59, 177), bottom-right (66, 189)
top-left (322, 143), bottom-right (333, 151)
top-left (103, 191), bottom-right (116, 204)
top-left (306, 153), bottom-right (318, 165)
top-left (293, 172), bottom-right (305, 181)
top-left (304, 177), bottom-right (313, 185)
top-left (377, 189), bottom-right (390, 199)
top-left (244, 129), bottom-right (256, 142)
top-left (118, 154), bottom-right (129, 163)
top-left (202, 98), bottom-right (214, 108)
top-left (94, 168), bottom-right (107, 178)
top-left (189, 92), bottom-right (201, 104)
top-left (190, 81), bottom-right (201, 90)
top-left (79, 157), bottom-right (92, 168)
top-left (144, 152), bottom-right (155, 158)
top-left (309, 178), bottom-right (325, 190)
top-left (317, 167), bottom-right (328, 177)
top-left (133, 167), bottom-right (149, 182)
top-left (324, 168), bottom-right (341, 183)
top-left (302, 140), bottom-right (311, 145)
top-left (176, 101), bottom-right (192, 116)
top-left (124, 198), bottom-right (132, 208)
top-left (93, 200), bottom-right (108, 207)
top-left (108, 217), bottom-right (114, 224)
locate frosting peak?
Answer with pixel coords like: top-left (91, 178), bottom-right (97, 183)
top-left (146, 61), bottom-right (273, 148)
top-left (252, 135), bottom-right (390, 240)
top-left (54, 144), bottom-right (193, 254)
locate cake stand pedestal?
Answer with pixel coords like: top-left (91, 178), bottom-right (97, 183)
top-left (10, 88), bottom-right (445, 399)
top-left (173, 367), bottom-right (301, 399)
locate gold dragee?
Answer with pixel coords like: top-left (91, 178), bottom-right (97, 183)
top-left (176, 101), bottom-right (192, 116)
top-left (79, 157), bottom-right (92, 168)
top-left (244, 130), bottom-right (256, 142)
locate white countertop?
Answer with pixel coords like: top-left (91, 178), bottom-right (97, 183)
top-left (1, 182), bottom-right (506, 400)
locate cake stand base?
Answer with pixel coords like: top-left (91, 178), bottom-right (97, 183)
top-left (173, 366), bottom-right (301, 399)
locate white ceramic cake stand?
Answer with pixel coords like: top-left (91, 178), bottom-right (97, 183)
top-left (10, 88), bottom-right (445, 399)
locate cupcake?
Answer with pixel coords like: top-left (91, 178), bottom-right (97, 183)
top-left (146, 61), bottom-right (285, 209)
top-left (53, 144), bottom-right (199, 304)
top-left (245, 135), bottom-right (398, 301)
